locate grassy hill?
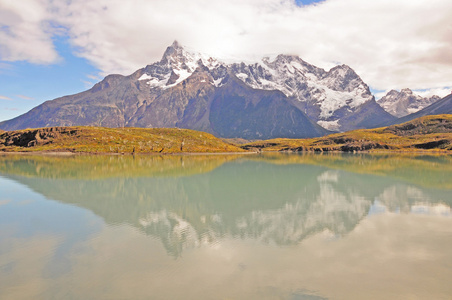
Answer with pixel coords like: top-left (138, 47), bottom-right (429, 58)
top-left (0, 126), bottom-right (245, 154)
top-left (242, 115), bottom-right (452, 152)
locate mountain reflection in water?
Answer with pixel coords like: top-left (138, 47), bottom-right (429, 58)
top-left (0, 153), bottom-right (450, 257)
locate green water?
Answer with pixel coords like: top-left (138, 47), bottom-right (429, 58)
top-left (0, 153), bottom-right (451, 299)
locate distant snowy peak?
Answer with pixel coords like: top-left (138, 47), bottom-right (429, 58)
top-left (377, 88), bottom-right (441, 118)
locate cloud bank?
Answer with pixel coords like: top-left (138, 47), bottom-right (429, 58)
top-left (1, 0), bottom-right (451, 92)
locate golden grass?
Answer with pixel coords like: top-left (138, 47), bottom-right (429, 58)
top-left (0, 126), bottom-right (246, 154)
top-left (243, 115), bottom-right (452, 152)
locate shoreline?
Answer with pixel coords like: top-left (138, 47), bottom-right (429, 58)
top-left (0, 150), bottom-right (257, 156)
top-left (0, 149), bottom-right (451, 156)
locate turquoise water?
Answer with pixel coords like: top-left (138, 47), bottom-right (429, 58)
top-left (0, 153), bottom-right (451, 299)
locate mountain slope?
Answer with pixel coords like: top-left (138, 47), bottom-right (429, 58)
top-left (377, 88), bottom-right (441, 117)
top-left (208, 75), bottom-right (329, 139)
top-left (0, 72), bottom-right (149, 130)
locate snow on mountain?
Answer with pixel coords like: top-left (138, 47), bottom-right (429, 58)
top-left (227, 56), bottom-right (376, 131)
top-left (139, 42), bottom-right (378, 131)
top-left (377, 88), bottom-right (441, 118)
top-left (139, 40), bottom-right (224, 89)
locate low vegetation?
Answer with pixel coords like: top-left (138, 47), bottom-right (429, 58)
top-left (0, 126), bottom-right (245, 154)
top-left (0, 115), bottom-right (451, 154)
top-left (242, 115), bottom-right (452, 152)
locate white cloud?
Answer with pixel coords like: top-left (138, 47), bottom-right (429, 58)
top-left (0, 95), bottom-right (12, 101)
top-left (1, 0), bottom-right (452, 93)
top-left (16, 94), bottom-right (35, 100)
top-left (0, 0), bottom-right (60, 64)
top-left (86, 74), bottom-right (101, 81)
top-left (415, 87), bottom-right (451, 98)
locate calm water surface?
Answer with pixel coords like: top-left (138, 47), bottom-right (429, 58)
top-left (0, 153), bottom-right (451, 300)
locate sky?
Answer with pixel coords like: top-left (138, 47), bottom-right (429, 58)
top-left (0, 0), bottom-right (451, 122)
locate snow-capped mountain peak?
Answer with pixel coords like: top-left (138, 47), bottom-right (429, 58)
top-left (377, 88), bottom-right (441, 118)
top-left (400, 88), bottom-right (413, 94)
top-left (160, 40), bottom-right (184, 61)
top-left (160, 40), bottom-right (220, 70)
top-left (140, 41), bottom-right (222, 88)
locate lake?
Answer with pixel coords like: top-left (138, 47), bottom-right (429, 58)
top-left (0, 153), bottom-right (451, 300)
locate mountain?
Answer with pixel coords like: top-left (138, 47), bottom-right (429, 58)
top-left (377, 88), bottom-right (441, 117)
top-left (390, 93), bottom-right (452, 125)
top-left (0, 41), bottom-right (395, 138)
top-left (227, 54), bottom-right (395, 131)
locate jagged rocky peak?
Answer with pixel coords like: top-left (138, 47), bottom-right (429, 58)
top-left (325, 64), bottom-right (358, 83)
top-left (385, 89), bottom-right (400, 97)
top-left (159, 40), bottom-right (220, 70)
top-left (160, 41), bottom-right (194, 69)
top-left (264, 54), bottom-right (323, 77)
top-left (377, 88), bottom-right (441, 118)
top-left (269, 54), bottom-right (307, 67)
top-left (139, 41), bottom-right (224, 89)
top-left (228, 54), bottom-right (326, 98)
top-left (401, 88), bottom-right (413, 94)
top-left (161, 40), bottom-right (183, 59)
top-left (326, 64), bottom-right (353, 74)
top-left (323, 65), bottom-right (365, 89)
